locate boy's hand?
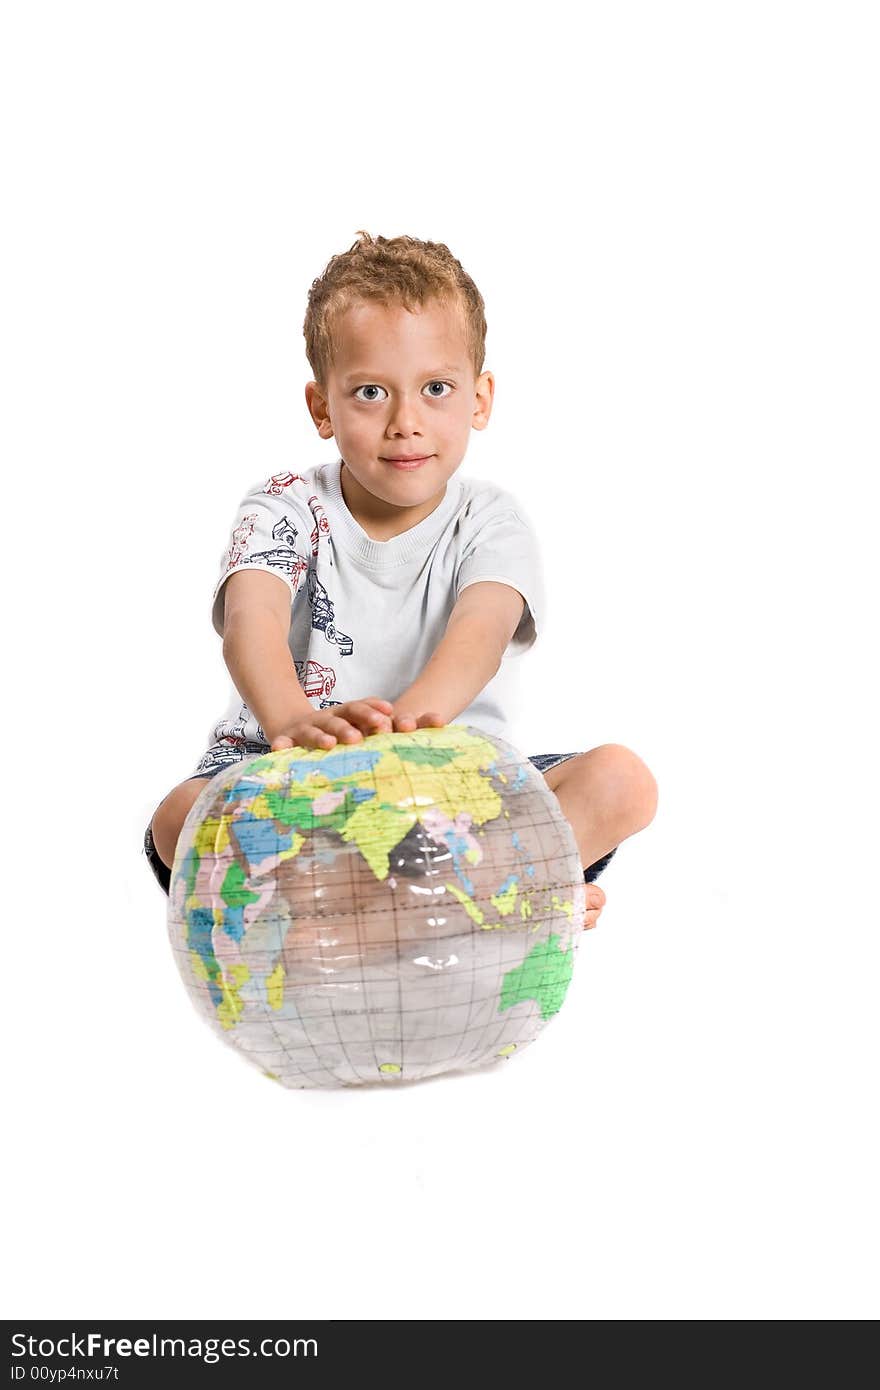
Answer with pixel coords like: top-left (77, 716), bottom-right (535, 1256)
top-left (390, 709), bottom-right (446, 733)
top-left (269, 698), bottom-right (394, 752)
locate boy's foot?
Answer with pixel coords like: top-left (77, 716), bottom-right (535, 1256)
top-left (584, 884), bottom-right (606, 931)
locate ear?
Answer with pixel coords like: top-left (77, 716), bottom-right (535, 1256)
top-left (305, 381), bottom-right (334, 439)
top-left (471, 371), bottom-right (495, 431)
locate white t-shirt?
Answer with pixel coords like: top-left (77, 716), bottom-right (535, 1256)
top-left (192, 455), bottom-right (545, 774)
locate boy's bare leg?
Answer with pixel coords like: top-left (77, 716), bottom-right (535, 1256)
top-left (150, 777), bottom-right (213, 871)
top-left (542, 744), bottom-right (659, 929)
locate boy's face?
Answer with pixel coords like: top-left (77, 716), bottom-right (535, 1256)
top-left (305, 296), bottom-right (494, 534)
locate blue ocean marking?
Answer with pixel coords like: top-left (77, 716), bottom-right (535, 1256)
top-left (221, 905), bottom-right (246, 941)
top-left (281, 748), bottom-right (387, 779)
top-left (188, 908), bottom-right (223, 1007)
top-left (233, 817), bottom-right (294, 867)
top-left (445, 825), bottom-right (479, 897)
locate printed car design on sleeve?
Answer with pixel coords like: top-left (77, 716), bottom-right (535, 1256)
top-left (222, 513), bottom-right (258, 574)
top-left (263, 471), bottom-right (307, 495)
top-left (242, 516), bottom-right (309, 591)
top-left (262, 474), bottom-right (332, 561)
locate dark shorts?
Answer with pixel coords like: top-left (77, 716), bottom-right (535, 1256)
top-left (143, 750), bottom-right (618, 897)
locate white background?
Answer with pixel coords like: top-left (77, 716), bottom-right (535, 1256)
top-left (2, 0), bottom-right (877, 1321)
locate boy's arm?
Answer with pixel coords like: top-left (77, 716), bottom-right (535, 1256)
top-left (220, 570), bottom-right (314, 739)
top-left (392, 582), bottom-right (527, 725)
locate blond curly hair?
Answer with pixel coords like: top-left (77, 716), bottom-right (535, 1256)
top-left (303, 230), bottom-right (487, 388)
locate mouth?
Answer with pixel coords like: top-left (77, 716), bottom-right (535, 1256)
top-left (381, 454), bottom-right (434, 470)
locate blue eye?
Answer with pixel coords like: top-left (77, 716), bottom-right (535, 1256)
top-left (353, 384), bottom-right (388, 402)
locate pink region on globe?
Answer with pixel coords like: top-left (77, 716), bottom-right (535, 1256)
top-left (421, 806), bottom-right (482, 863)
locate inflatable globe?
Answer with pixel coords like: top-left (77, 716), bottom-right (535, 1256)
top-left (167, 723), bottom-right (587, 1088)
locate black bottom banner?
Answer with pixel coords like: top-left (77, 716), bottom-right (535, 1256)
top-left (3, 1320), bottom-right (560, 1385)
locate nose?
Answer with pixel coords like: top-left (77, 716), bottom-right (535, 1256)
top-left (384, 392), bottom-right (424, 439)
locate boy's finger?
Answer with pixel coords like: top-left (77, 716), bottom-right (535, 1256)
top-left (302, 726), bottom-right (336, 748)
top-left (338, 726), bottom-right (364, 742)
top-left (357, 702), bottom-right (392, 730)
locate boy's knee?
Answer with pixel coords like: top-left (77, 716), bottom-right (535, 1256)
top-left (592, 744), bottom-right (658, 834)
top-left (150, 778), bottom-right (209, 869)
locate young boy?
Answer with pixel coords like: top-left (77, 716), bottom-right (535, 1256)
top-left (144, 231), bottom-right (658, 929)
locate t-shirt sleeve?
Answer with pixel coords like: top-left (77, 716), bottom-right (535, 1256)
top-left (454, 507), bottom-right (545, 658)
top-left (210, 475), bottom-right (313, 637)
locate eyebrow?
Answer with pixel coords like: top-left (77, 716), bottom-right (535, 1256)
top-left (342, 364), bottom-right (464, 385)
